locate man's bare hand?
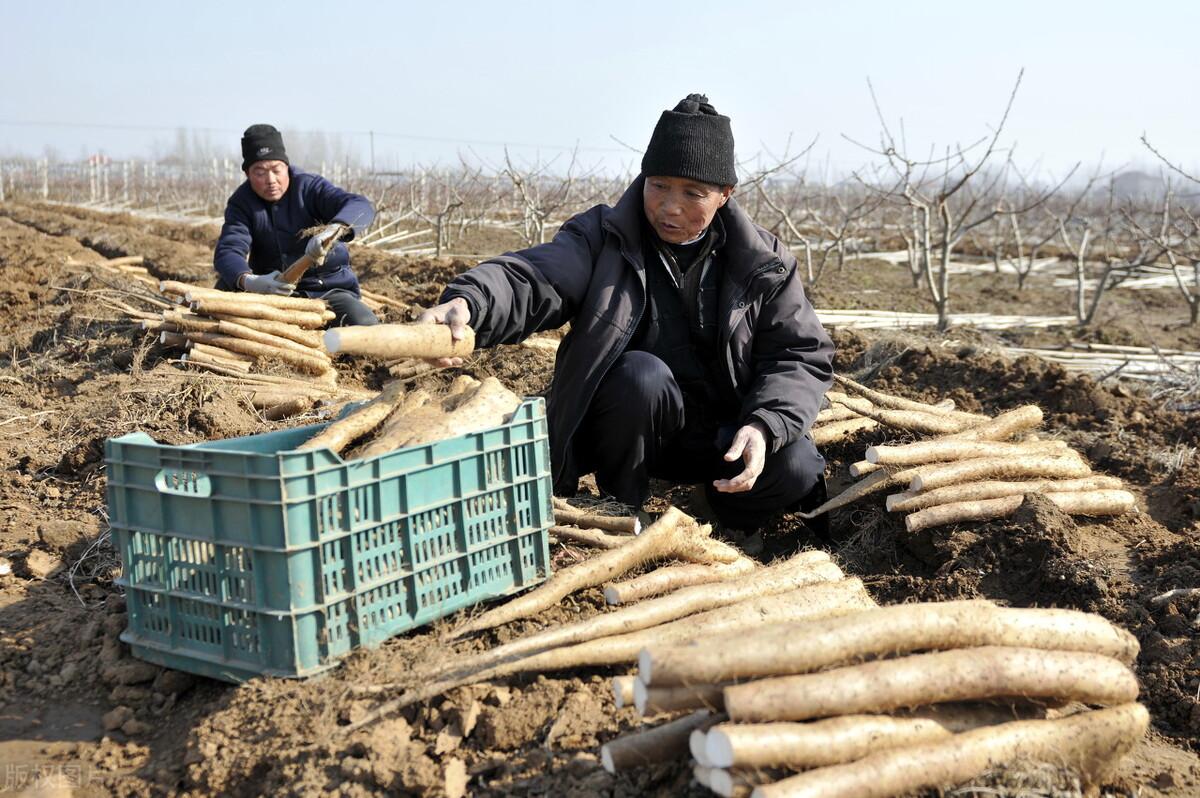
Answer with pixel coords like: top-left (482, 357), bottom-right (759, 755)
top-left (713, 421), bottom-right (769, 494)
top-left (416, 297), bottom-right (471, 367)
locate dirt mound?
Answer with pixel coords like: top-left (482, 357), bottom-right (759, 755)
top-left (0, 203), bottom-right (213, 281)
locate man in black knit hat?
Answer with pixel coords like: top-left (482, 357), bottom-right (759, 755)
top-left (419, 95), bottom-right (833, 543)
top-left (213, 124), bottom-right (379, 326)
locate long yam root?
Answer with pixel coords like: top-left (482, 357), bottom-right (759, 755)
top-left (722, 646), bottom-right (1139, 723)
top-left (552, 503), bottom-right (638, 535)
top-left (604, 557), bottom-right (763, 605)
top-left (549, 525), bottom-right (630, 549)
top-left (749, 703), bottom-right (1149, 798)
top-left (867, 439), bottom-right (1068, 466)
top-left (341, 579), bottom-right (875, 733)
top-left (600, 710), bottom-right (721, 774)
top-left (832, 396), bottom-right (973, 435)
top-left (938, 404), bottom-right (1043, 442)
top-left (298, 382), bottom-right (403, 454)
top-left (908, 452), bottom-right (1091, 492)
top-left (639, 601), bottom-right (1139, 687)
top-left (833, 374), bottom-right (985, 423)
top-left (810, 418), bottom-right (878, 446)
top-left (451, 507), bottom-right (705, 638)
top-left (905, 489), bottom-right (1136, 532)
top-left (432, 552), bottom-right (844, 681)
top-left (886, 475), bottom-right (1124, 512)
top-left (635, 680), bottom-right (727, 716)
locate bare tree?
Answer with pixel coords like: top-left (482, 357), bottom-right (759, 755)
top-left (502, 148), bottom-right (598, 246)
top-left (1123, 184), bottom-right (1200, 325)
top-left (850, 70), bottom-right (1072, 329)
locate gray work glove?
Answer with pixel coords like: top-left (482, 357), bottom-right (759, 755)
top-left (305, 223), bottom-right (347, 265)
top-left (240, 270), bottom-right (294, 296)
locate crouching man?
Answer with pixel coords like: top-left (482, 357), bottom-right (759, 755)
top-left (213, 123), bottom-right (378, 327)
top-left (419, 95), bottom-right (833, 535)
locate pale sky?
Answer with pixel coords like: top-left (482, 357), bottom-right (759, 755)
top-left (1, 0), bottom-right (1196, 179)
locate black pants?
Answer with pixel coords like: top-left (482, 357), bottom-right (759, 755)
top-left (321, 289), bottom-right (379, 327)
top-left (214, 280), bottom-right (378, 327)
top-left (574, 351), bottom-right (826, 531)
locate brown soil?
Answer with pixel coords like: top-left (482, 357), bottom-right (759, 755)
top-left (0, 202), bottom-right (1197, 797)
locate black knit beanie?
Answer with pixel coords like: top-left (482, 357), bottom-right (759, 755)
top-left (641, 94), bottom-right (737, 187)
top-left (241, 124), bottom-right (289, 171)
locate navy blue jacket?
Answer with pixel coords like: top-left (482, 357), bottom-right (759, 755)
top-left (213, 168), bottom-right (375, 297)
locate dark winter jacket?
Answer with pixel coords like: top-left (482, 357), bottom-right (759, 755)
top-left (441, 176), bottom-right (834, 493)
top-left (213, 168), bottom-right (374, 297)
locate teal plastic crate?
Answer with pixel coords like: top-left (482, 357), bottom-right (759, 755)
top-left (105, 398), bottom-right (553, 682)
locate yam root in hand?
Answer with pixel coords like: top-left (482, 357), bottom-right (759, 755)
top-left (749, 703), bottom-right (1149, 798)
top-left (722, 646), bottom-right (1139, 723)
top-left (324, 323), bottom-right (476, 359)
top-left (639, 601), bottom-right (1139, 687)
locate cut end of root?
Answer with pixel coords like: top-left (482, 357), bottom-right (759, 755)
top-left (603, 585), bottom-right (623, 606)
top-left (705, 729), bottom-right (735, 769)
top-left (612, 678), bottom-right (629, 709)
top-left (633, 678), bottom-right (650, 716)
top-left (323, 329), bottom-right (343, 354)
top-left (910, 475), bottom-right (926, 492)
top-left (600, 745), bottom-right (616, 774)
top-left (865, 446), bottom-right (880, 464)
top-left (637, 649), bottom-right (654, 683)
top-left (710, 769), bottom-right (739, 798)
top-left (689, 729), bottom-right (711, 767)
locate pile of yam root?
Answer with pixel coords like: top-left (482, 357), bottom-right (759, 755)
top-left (337, 506), bottom-right (1146, 795)
top-left (126, 276), bottom-right (450, 420)
top-left (611, 598), bottom-right (1146, 798)
top-left (144, 281), bottom-right (344, 419)
top-left (807, 375), bottom-right (1136, 531)
top-left (296, 374), bottom-right (522, 458)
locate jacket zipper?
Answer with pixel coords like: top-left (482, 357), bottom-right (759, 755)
top-left (719, 257), bottom-right (786, 387)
